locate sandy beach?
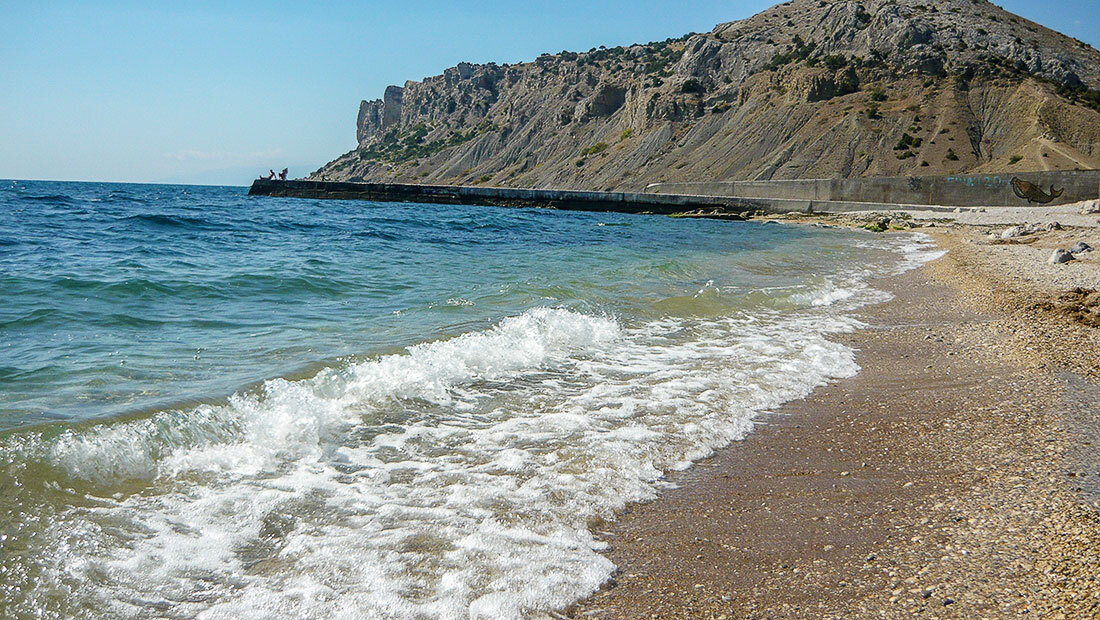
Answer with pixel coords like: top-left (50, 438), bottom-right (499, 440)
top-left (566, 214), bottom-right (1100, 618)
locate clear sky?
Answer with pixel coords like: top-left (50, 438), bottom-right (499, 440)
top-left (2, 1), bottom-right (1097, 186)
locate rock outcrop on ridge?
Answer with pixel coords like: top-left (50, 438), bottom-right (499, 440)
top-left (310, 0), bottom-right (1100, 190)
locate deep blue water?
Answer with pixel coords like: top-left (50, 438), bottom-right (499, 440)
top-left (0, 179), bottom-right (936, 619)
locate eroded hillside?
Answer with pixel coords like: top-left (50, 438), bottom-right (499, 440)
top-left (311, 0), bottom-right (1100, 190)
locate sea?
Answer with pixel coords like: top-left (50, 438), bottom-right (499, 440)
top-left (0, 180), bottom-right (942, 619)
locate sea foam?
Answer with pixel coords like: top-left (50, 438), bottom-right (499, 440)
top-left (10, 303), bottom-right (864, 619)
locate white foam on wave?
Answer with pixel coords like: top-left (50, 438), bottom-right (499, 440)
top-left (49, 308), bottom-right (620, 483)
top-left (795, 230), bottom-right (945, 312)
top-left (790, 278), bottom-right (858, 307)
top-left (855, 231), bottom-right (947, 275)
top-left (12, 302), bottom-right (866, 620)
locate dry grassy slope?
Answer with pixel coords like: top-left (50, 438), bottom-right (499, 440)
top-left (310, 0), bottom-right (1100, 190)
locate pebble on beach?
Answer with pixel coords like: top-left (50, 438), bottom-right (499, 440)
top-left (1048, 249), bottom-right (1077, 264)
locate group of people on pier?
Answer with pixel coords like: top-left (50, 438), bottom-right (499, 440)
top-left (259, 168), bottom-right (288, 181)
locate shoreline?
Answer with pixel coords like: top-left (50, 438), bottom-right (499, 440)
top-left (565, 224), bottom-right (1100, 618)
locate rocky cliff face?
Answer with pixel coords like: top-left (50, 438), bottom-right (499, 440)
top-left (311, 0), bottom-right (1100, 190)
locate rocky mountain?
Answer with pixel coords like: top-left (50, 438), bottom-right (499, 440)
top-left (310, 0), bottom-right (1100, 190)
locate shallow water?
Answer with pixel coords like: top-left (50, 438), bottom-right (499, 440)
top-left (0, 180), bottom-right (940, 618)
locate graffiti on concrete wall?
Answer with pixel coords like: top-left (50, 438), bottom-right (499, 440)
top-left (1011, 177), bottom-right (1064, 204)
top-left (946, 175), bottom-right (1006, 188)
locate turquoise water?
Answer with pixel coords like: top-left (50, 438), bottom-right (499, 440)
top-left (0, 180), bottom-right (938, 619)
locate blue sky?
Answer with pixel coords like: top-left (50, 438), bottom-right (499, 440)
top-left (1, 1), bottom-right (1096, 185)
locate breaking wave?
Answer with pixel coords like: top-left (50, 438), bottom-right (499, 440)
top-left (3, 304), bottom-right (865, 619)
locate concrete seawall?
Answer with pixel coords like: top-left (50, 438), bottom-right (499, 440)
top-left (646, 170), bottom-right (1100, 207)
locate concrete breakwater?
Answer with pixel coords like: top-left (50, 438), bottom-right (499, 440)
top-left (249, 169), bottom-right (1100, 214)
top-left (248, 180), bottom-right (956, 215)
top-left (248, 180), bottom-right (790, 215)
top-left (647, 170), bottom-right (1100, 208)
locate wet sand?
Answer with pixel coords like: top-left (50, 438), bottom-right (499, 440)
top-left (565, 228), bottom-right (1100, 619)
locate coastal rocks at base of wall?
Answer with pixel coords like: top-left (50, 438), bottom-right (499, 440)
top-left (839, 211), bottom-right (921, 233)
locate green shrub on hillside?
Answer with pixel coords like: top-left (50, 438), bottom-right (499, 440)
top-left (357, 121), bottom-right (498, 164)
top-left (1055, 82), bottom-right (1100, 114)
top-left (894, 133), bottom-right (923, 150)
top-left (834, 67), bottom-right (861, 97)
top-left (822, 54), bottom-right (847, 71)
top-left (763, 36), bottom-right (818, 71)
top-left (581, 142), bottom-right (609, 157)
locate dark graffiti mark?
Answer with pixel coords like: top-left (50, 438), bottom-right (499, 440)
top-left (1011, 177), bottom-right (1064, 204)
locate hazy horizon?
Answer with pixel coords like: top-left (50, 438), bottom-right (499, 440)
top-left (3, 0), bottom-right (1097, 186)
